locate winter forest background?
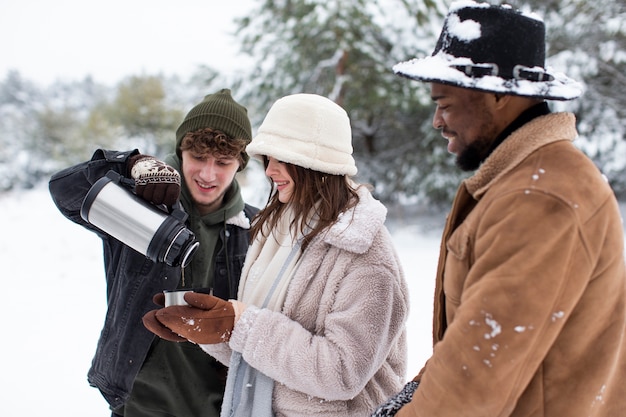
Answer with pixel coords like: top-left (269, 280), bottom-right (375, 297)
top-left (1, 0), bottom-right (625, 206)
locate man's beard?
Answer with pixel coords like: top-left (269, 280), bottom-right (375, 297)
top-left (455, 134), bottom-right (495, 171)
top-left (454, 107), bottom-right (501, 172)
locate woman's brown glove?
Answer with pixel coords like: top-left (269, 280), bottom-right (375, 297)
top-left (142, 292), bottom-right (188, 342)
top-left (143, 292), bottom-right (237, 344)
top-left (142, 309), bottom-right (188, 342)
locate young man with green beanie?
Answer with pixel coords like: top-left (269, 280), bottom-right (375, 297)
top-left (49, 89), bottom-right (258, 417)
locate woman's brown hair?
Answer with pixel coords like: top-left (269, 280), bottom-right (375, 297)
top-left (250, 158), bottom-right (360, 251)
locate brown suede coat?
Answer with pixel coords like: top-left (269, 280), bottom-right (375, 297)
top-left (398, 112), bottom-right (626, 417)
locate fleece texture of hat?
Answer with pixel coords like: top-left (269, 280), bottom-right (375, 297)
top-left (175, 89), bottom-right (253, 163)
top-left (246, 94), bottom-right (357, 176)
top-left (393, 1), bottom-right (582, 100)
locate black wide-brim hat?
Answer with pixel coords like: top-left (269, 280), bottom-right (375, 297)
top-left (393, 1), bottom-right (582, 100)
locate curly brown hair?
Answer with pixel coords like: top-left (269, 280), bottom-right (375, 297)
top-left (251, 158), bottom-right (361, 251)
top-left (180, 127), bottom-right (249, 169)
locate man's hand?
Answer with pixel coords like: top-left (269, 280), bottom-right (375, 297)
top-left (143, 293), bottom-right (237, 345)
top-left (129, 155), bottom-right (181, 208)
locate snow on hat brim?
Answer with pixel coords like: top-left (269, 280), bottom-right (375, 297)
top-left (246, 94), bottom-right (358, 176)
top-left (393, 1), bottom-right (583, 101)
top-left (393, 54), bottom-right (583, 101)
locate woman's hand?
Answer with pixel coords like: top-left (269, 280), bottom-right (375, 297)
top-left (143, 292), bottom-right (241, 344)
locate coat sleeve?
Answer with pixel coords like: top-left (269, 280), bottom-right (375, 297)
top-left (397, 191), bottom-right (592, 416)
top-left (227, 242), bottom-right (409, 401)
top-left (199, 342), bottom-right (233, 366)
top-left (48, 149), bottom-right (139, 229)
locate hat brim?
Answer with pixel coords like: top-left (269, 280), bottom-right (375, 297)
top-left (247, 133), bottom-right (358, 176)
top-left (393, 54), bottom-right (582, 101)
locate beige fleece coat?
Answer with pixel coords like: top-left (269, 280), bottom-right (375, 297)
top-left (398, 113), bottom-right (626, 416)
top-left (204, 187), bottom-right (410, 416)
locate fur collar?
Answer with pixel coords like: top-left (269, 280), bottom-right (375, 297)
top-left (465, 112), bottom-right (577, 199)
top-left (226, 211), bottom-right (251, 229)
top-left (322, 186), bottom-right (387, 254)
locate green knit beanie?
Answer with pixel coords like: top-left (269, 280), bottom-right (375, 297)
top-left (175, 89), bottom-right (253, 167)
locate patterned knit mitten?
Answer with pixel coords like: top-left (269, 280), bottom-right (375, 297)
top-left (370, 381), bottom-right (419, 417)
top-left (129, 155), bottom-right (181, 208)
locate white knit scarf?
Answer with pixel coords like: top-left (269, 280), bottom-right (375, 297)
top-left (221, 206), bottom-right (307, 417)
top-left (238, 206), bottom-right (303, 310)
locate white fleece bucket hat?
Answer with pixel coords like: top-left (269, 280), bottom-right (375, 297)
top-left (246, 94), bottom-right (357, 176)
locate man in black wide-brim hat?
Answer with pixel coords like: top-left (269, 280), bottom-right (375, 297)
top-left (371, 1), bottom-right (626, 416)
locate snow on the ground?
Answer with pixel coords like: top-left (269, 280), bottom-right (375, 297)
top-left (1, 185), bottom-right (623, 416)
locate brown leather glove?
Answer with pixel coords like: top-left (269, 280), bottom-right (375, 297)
top-left (128, 154), bottom-right (181, 208)
top-left (142, 309), bottom-right (187, 342)
top-left (146, 292), bottom-right (236, 344)
top-left (141, 292), bottom-right (187, 342)
top-left (152, 292), bottom-right (166, 306)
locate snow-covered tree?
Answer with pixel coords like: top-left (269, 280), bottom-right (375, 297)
top-left (1, 0), bottom-right (623, 201)
top-left (230, 0), bottom-right (626, 202)
top-left (231, 0), bottom-right (463, 204)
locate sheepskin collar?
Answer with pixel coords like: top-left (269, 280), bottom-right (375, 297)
top-left (465, 112), bottom-right (577, 199)
top-left (322, 186), bottom-right (387, 254)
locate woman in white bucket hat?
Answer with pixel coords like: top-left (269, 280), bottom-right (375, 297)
top-left (145, 93), bottom-right (410, 417)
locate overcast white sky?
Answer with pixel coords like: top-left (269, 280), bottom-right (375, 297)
top-left (0, 0), bottom-right (252, 86)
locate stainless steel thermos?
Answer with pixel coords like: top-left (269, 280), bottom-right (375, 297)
top-left (80, 171), bottom-right (199, 267)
